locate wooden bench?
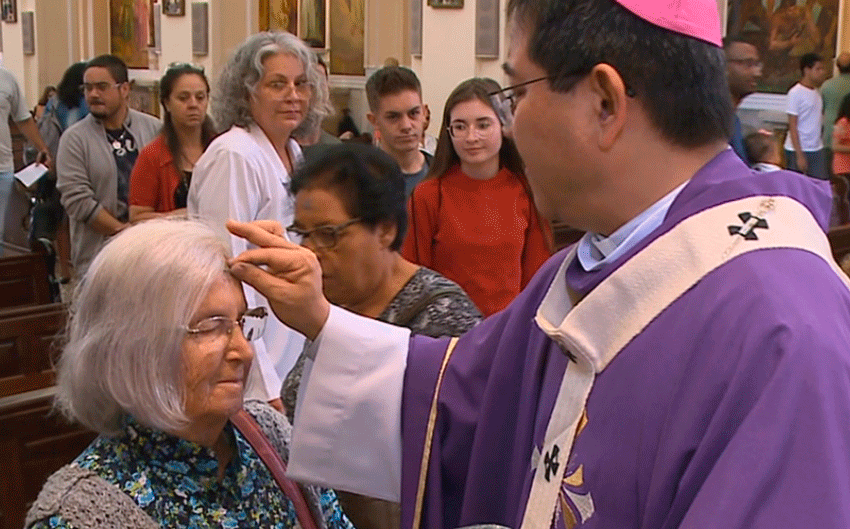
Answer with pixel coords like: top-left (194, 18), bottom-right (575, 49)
top-left (828, 223), bottom-right (850, 266)
top-left (0, 388), bottom-right (97, 529)
top-left (0, 253), bottom-right (52, 310)
top-left (0, 303), bottom-right (65, 399)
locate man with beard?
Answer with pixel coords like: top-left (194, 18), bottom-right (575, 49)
top-left (57, 55), bottom-right (159, 277)
top-left (724, 37), bottom-right (763, 163)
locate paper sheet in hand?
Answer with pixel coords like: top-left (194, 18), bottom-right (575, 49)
top-left (14, 163), bottom-right (49, 188)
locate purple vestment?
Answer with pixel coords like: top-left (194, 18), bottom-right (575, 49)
top-left (401, 150), bottom-right (850, 528)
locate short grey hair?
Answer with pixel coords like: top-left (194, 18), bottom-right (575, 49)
top-left (55, 219), bottom-right (232, 436)
top-left (213, 31), bottom-right (329, 131)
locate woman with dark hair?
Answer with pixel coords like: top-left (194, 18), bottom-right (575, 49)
top-left (50, 62), bottom-right (89, 129)
top-left (831, 93), bottom-right (850, 178)
top-left (33, 85), bottom-right (55, 121)
top-left (281, 143), bottom-right (480, 529)
top-left (129, 64), bottom-right (216, 222)
top-left (402, 77), bottom-right (552, 316)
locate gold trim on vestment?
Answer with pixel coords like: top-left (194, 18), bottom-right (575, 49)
top-left (411, 336), bottom-right (460, 529)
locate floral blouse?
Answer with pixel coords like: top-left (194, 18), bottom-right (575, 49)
top-left (28, 416), bottom-right (353, 529)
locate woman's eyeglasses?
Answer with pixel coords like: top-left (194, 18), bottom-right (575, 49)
top-left (167, 62), bottom-right (205, 73)
top-left (286, 218), bottom-right (362, 249)
top-left (184, 307), bottom-right (268, 345)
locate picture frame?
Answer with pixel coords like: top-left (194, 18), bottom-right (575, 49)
top-left (427, 0), bottom-right (463, 8)
top-left (128, 80), bottom-right (160, 118)
top-left (162, 0), bottom-right (185, 16)
top-left (475, 0), bottom-right (498, 58)
top-left (21, 11), bottom-right (32, 54)
top-left (192, 2), bottom-right (209, 56)
top-left (725, 0), bottom-right (840, 94)
top-left (2, 0), bottom-right (16, 23)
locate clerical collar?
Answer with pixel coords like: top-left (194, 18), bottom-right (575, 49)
top-left (576, 181), bottom-right (689, 272)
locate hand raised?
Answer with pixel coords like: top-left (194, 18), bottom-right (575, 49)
top-left (227, 220), bottom-right (330, 341)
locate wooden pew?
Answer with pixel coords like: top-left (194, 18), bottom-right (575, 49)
top-left (828, 223), bottom-right (850, 265)
top-left (0, 253), bottom-right (52, 310)
top-left (0, 303), bottom-right (65, 398)
top-left (0, 388), bottom-right (97, 529)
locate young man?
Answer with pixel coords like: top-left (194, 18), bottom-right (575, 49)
top-left (723, 37), bottom-right (762, 163)
top-left (57, 55), bottom-right (160, 277)
top-left (784, 52), bottom-right (829, 179)
top-left (365, 66), bottom-right (431, 197)
top-left (230, 0), bottom-right (850, 527)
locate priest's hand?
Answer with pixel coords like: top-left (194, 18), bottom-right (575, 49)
top-left (227, 220), bottom-right (330, 341)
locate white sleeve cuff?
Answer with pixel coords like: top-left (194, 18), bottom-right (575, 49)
top-left (287, 305), bottom-right (410, 502)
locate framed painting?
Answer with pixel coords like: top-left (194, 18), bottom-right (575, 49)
top-left (329, 0), bottom-right (364, 75)
top-left (300, 0), bottom-right (325, 48)
top-left (129, 80), bottom-right (160, 118)
top-left (163, 0), bottom-right (185, 16)
top-left (428, 0), bottom-right (464, 7)
top-left (260, 0), bottom-right (298, 35)
top-left (726, 0), bottom-right (840, 93)
top-left (1, 0), bottom-right (16, 23)
top-left (110, 0), bottom-right (150, 68)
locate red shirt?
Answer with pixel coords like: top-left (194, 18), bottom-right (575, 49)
top-left (402, 165), bottom-right (552, 316)
top-left (129, 134), bottom-right (182, 213)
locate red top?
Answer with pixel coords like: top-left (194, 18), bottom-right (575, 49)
top-left (129, 134), bottom-right (182, 213)
top-left (402, 165), bottom-right (552, 316)
top-left (833, 117), bottom-right (850, 175)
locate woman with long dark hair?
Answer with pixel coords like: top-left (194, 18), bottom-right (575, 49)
top-left (402, 77), bottom-right (552, 316)
top-left (129, 64), bottom-right (216, 222)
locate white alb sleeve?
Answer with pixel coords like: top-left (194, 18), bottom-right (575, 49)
top-left (287, 305), bottom-right (410, 502)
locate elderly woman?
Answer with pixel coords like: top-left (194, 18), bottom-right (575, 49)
top-left (281, 143), bottom-right (481, 529)
top-left (24, 220), bottom-right (353, 529)
top-left (188, 31), bottom-right (329, 405)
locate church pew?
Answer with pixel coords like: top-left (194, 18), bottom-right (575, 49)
top-left (0, 388), bottom-right (96, 529)
top-left (828, 223), bottom-right (850, 265)
top-left (0, 253), bottom-right (52, 310)
top-left (0, 303), bottom-right (65, 399)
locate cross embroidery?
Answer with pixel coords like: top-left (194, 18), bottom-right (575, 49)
top-left (544, 444), bottom-right (561, 482)
top-left (728, 212), bottom-right (769, 240)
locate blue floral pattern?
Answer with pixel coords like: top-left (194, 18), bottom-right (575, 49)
top-left (28, 417), bottom-right (353, 529)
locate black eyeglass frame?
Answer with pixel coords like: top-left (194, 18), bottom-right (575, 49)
top-left (286, 218), bottom-right (363, 249)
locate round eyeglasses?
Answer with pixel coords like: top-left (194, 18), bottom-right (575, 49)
top-left (447, 119), bottom-right (498, 139)
top-left (184, 307), bottom-right (268, 345)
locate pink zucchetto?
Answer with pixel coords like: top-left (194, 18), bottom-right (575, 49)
top-left (614, 0), bottom-right (723, 47)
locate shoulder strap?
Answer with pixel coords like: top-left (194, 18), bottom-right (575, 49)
top-left (395, 285), bottom-right (462, 327)
top-left (26, 464), bottom-right (158, 529)
top-left (231, 409), bottom-right (321, 529)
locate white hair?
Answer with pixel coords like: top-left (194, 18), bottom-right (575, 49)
top-left (55, 219), bottom-right (231, 435)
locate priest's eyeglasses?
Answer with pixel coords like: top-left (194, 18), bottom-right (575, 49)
top-left (286, 218), bottom-right (362, 249)
top-left (184, 307), bottom-right (268, 344)
top-left (489, 70), bottom-right (636, 128)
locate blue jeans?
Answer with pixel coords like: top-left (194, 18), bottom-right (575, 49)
top-left (785, 149), bottom-right (827, 180)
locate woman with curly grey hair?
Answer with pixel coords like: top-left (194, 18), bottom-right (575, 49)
top-left (188, 31), bottom-right (326, 407)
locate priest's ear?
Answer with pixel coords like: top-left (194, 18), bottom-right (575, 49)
top-left (588, 64), bottom-right (629, 151)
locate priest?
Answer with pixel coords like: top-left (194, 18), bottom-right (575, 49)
top-left (228, 0), bottom-right (850, 527)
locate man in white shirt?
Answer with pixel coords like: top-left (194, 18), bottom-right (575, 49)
top-left (784, 52), bottom-right (829, 179)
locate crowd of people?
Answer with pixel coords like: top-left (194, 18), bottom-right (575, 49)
top-left (5, 0), bottom-right (850, 527)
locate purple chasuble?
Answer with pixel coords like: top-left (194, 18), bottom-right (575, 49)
top-left (401, 150), bottom-right (850, 529)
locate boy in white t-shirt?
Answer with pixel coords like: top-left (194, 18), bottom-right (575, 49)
top-left (784, 52), bottom-right (829, 179)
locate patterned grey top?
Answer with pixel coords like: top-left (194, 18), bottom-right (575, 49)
top-left (281, 267), bottom-right (482, 422)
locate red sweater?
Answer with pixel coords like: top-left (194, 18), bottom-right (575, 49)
top-left (129, 134), bottom-right (182, 213)
top-left (402, 165), bottom-right (552, 316)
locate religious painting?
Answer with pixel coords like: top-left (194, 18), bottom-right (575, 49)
top-left (128, 80), bottom-right (160, 118)
top-left (329, 0), bottom-right (364, 75)
top-left (260, 0), bottom-right (298, 35)
top-left (1, 0), bottom-right (16, 23)
top-left (428, 0), bottom-right (464, 7)
top-left (726, 0), bottom-right (839, 93)
top-left (300, 0), bottom-right (325, 47)
top-left (110, 0), bottom-right (150, 68)
top-left (163, 0), bottom-right (185, 16)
